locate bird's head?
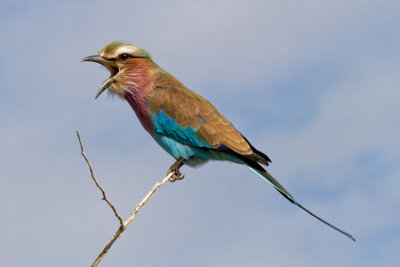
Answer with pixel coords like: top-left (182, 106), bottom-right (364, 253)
top-left (82, 41), bottom-right (152, 99)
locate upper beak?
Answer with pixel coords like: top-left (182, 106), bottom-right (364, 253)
top-left (81, 55), bottom-right (109, 64)
top-left (81, 55), bottom-right (118, 99)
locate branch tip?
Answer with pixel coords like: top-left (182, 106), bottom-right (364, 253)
top-left (77, 130), bottom-right (177, 267)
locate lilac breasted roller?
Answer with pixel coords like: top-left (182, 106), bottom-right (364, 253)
top-left (82, 41), bottom-right (355, 241)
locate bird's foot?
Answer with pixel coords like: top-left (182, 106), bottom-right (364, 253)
top-left (168, 169), bottom-right (185, 182)
top-left (167, 157), bottom-right (186, 182)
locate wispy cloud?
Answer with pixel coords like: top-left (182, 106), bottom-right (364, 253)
top-left (0, 1), bottom-right (399, 266)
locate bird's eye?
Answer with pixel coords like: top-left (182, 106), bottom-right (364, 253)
top-left (120, 54), bottom-right (131, 60)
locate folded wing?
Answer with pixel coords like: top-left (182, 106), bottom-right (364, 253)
top-left (147, 85), bottom-right (252, 155)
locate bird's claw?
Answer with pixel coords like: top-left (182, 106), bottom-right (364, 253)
top-left (167, 157), bottom-right (186, 182)
top-left (168, 169), bottom-right (185, 182)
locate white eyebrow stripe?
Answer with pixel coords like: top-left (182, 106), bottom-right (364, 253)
top-left (115, 46), bottom-right (138, 56)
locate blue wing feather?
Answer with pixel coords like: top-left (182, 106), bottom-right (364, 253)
top-left (151, 110), bottom-right (212, 148)
top-left (150, 110), bottom-right (245, 166)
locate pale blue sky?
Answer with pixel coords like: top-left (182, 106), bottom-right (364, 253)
top-left (1, 1), bottom-right (399, 266)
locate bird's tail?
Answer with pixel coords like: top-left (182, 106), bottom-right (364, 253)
top-left (245, 161), bottom-right (356, 241)
top-left (249, 166), bottom-right (296, 204)
top-left (239, 155), bottom-right (295, 203)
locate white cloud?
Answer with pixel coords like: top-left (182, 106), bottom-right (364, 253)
top-left (0, 0), bottom-right (399, 266)
top-left (262, 57), bottom-right (400, 181)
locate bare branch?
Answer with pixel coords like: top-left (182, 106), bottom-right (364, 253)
top-left (76, 131), bottom-right (124, 226)
top-left (124, 173), bottom-right (173, 228)
top-left (92, 173), bottom-right (173, 267)
top-left (76, 131), bottom-right (175, 267)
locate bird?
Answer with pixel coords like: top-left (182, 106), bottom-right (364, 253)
top-left (82, 41), bottom-right (355, 241)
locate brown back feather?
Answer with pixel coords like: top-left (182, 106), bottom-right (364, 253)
top-left (147, 67), bottom-right (252, 155)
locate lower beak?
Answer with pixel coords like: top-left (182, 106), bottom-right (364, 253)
top-left (81, 55), bottom-right (117, 99)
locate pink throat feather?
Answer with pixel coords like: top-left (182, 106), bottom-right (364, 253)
top-left (122, 60), bottom-right (154, 134)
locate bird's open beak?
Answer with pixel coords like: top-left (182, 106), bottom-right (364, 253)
top-left (81, 55), bottom-right (119, 99)
top-left (81, 55), bottom-right (109, 64)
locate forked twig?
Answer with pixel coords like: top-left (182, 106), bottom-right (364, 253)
top-left (77, 131), bottom-right (124, 226)
top-left (76, 131), bottom-right (173, 267)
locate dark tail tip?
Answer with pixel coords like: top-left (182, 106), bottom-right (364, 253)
top-left (294, 202), bottom-right (356, 242)
top-left (278, 189), bottom-right (296, 204)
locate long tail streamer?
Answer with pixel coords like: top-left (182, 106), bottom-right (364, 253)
top-left (295, 202), bottom-right (356, 241)
top-left (250, 166), bottom-right (356, 241)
